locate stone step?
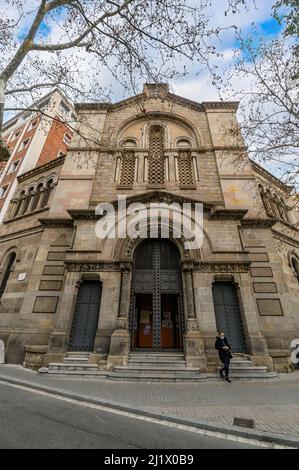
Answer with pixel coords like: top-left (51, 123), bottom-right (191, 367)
top-left (66, 352), bottom-right (91, 357)
top-left (46, 370), bottom-right (106, 378)
top-left (64, 357), bottom-right (90, 363)
top-left (223, 372), bottom-right (278, 379)
top-left (128, 361), bottom-right (186, 367)
top-left (110, 369), bottom-right (201, 378)
top-left (129, 354), bottom-right (185, 360)
top-left (229, 360), bottom-right (255, 365)
top-left (115, 365), bottom-right (199, 372)
top-left (228, 367), bottom-right (268, 374)
top-left (48, 362), bottom-right (98, 372)
top-left (107, 371), bottom-right (204, 382)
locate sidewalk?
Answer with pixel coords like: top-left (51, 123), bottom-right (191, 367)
top-left (0, 365), bottom-right (298, 445)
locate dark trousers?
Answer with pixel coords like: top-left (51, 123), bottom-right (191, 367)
top-left (220, 357), bottom-right (230, 378)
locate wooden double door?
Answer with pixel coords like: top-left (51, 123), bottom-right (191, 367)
top-left (131, 240), bottom-right (184, 351)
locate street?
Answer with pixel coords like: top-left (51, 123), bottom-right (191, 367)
top-left (0, 382), bottom-right (259, 449)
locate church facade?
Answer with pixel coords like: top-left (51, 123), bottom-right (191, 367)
top-left (0, 83), bottom-right (298, 374)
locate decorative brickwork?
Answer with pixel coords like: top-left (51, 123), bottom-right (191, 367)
top-left (119, 150), bottom-right (135, 186)
top-left (178, 150), bottom-right (194, 185)
top-left (148, 126), bottom-right (164, 185)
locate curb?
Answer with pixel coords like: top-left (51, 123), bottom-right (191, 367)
top-left (0, 374), bottom-right (298, 449)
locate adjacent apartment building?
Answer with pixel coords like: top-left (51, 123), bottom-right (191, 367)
top-left (0, 89), bottom-right (77, 224)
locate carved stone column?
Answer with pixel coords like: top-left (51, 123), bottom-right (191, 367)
top-left (27, 190), bottom-right (38, 212)
top-left (107, 262), bottom-right (132, 369)
top-left (182, 262), bottom-right (207, 371)
top-left (19, 195), bottom-right (29, 215)
top-left (7, 198), bottom-right (18, 219)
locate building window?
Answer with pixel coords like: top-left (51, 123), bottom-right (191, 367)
top-left (30, 119), bottom-right (38, 130)
top-left (13, 130), bottom-right (21, 140)
top-left (291, 257), bottom-right (299, 282)
top-left (8, 160), bottom-right (20, 174)
top-left (175, 139), bottom-right (194, 186)
top-left (13, 190), bottom-right (25, 217)
top-left (30, 183), bottom-right (43, 212)
top-left (57, 150), bottom-right (66, 158)
top-left (0, 185), bottom-right (8, 199)
top-left (59, 101), bottom-right (70, 115)
top-left (20, 187), bottom-right (33, 215)
top-left (41, 179), bottom-right (54, 207)
top-left (63, 133), bottom-right (72, 145)
top-left (21, 138), bottom-right (30, 150)
top-left (119, 151), bottom-right (136, 186)
top-left (0, 252), bottom-right (16, 299)
top-left (148, 125), bottom-right (164, 185)
top-left (177, 150), bottom-right (194, 186)
top-left (259, 185), bottom-right (291, 224)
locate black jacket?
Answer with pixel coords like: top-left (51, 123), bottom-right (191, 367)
top-left (215, 336), bottom-right (232, 362)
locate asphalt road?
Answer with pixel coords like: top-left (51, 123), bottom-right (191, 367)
top-left (0, 382), bottom-right (260, 449)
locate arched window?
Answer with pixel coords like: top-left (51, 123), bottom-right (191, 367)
top-left (263, 190), bottom-right (276, 217)
top-left (119, 139), bottom-right (137, 186)
top-left (29, 182), bottom-right (43, 212)
top-left (176, 139), bottom-right (194, 186)
top-left (291, 257), bottom-right (299, 282)
top-left (20, 187), bottom-right (33, 215)
top-left (177, 138), bottom-right (191, 149)
top-left (0, 252), bottom-right (16, 299)
top-left (148, 125), bottom-right (164, 185)
top-left (14, 190), bottom-right (26, 217)
top-left (40, 179), bottom-right (53, 207)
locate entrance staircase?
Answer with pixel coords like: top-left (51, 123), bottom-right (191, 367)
top-left (107, 352), bottom-right (203, 382)
top-left (227, 353), bottom-right (278, 379)
top-left (40, 352), bottom-right (106, 378)
top-left (40, 352), bottom-right (278, 381)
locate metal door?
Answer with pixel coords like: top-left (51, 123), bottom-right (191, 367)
top-left (69, 281), bottom-right (102, 351)
top-left (212, 282), bottom-right (246, 353)
top-left (130, 239), bottom-right (184, 351)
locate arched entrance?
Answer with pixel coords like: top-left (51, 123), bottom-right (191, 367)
top-left (212, 281), bottom-right (247, 353)
top-left (130, 239), bottom-right (184, 351)
top-left (69, 281), bottom-right (102, 351)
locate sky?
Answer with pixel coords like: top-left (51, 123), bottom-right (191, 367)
top-left (0, 0), bottom-right (283, 105)
top-left (1, 0), bottom-right (294, 183)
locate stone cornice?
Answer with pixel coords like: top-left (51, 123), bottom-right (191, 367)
top-left (75, 92), bottom-right (239, 115)
top-left (272, 230), bottom-right (299, 247)
top-left (65, 260), bottom-right (123, 271)
top-left (38, 217), bottom-right (74, 228)
top-left (210, 208), bottom-right (248, 220)
top-left (0, 225), bottom-right (43, 242)
top-left (241, 218), bottom-right (276, 228)
top-left (250, 160), bottom-right (293, 193)
top-left (202, 101), bottom-right (239, 111)
top-left (67, 209), bottom-right (96, 220)
top-left (4, 206), bottom-right (49, 224)
top-left (75, 102), bottom-right (111, 111)
top-left (68, 192), bottom-right (215, 220)
top-left (183, 260), bottom-right (251, 272)
top-left (17, 155), bottom-right (65, 182)
top-left (213, 146), bottom-right (247, 152)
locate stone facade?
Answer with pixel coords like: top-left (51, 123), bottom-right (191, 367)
top-left (0, 83), bottom-right (298, 373)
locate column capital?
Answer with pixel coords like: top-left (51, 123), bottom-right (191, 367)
top-left (120, 261), bottom-right (133, 272)
top-left (182, 261), bottom-right (195, 272)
